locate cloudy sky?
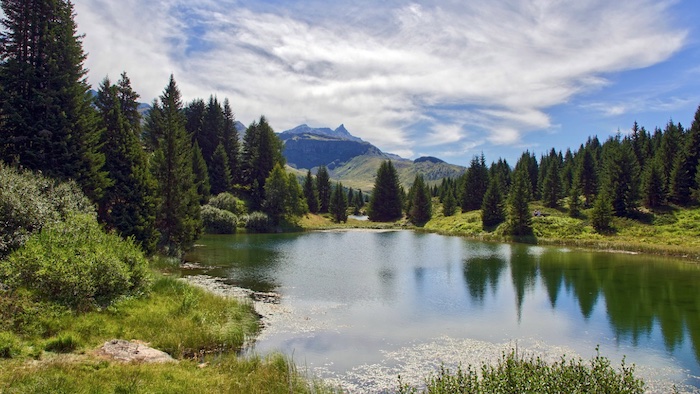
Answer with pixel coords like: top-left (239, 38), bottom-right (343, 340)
top-left (74, 0), bottom-right (700, 166)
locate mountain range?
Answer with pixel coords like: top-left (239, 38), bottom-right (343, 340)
top-left (278, 124), bottom-right (466, 191)
top-left (103, 92), bottom-right (465, 190)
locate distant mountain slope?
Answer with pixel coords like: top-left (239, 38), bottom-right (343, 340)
top-left (278, 124), bottom-right (466, 190)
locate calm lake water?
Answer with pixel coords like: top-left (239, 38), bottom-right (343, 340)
top-left (184, 230), bottom-right (700, 392)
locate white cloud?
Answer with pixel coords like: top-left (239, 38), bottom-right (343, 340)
top-left (73, 0), bottom-right (687, 159)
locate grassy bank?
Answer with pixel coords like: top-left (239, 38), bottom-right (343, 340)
top-left (299, 202), bottom-right (700, 262)
top-left (0, 269), bottom-right (328, 393)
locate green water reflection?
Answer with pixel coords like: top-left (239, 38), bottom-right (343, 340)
top-left (185, 231), bottom-right (700, 387)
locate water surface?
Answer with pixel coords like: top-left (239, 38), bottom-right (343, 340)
top-left (185, 230), bottom-right (700, 392)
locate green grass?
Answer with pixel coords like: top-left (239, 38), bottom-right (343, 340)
top-left (398, 348), bottom-right (644, 394)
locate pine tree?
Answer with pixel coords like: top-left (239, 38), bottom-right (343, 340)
top-left (0, 0), bottom-right (108, 201)
top-left (460, 154), bottom-right (489, 212)
top-left (481, 176), bottom-right (505, 229)
top-left (347, 187), bottom-right (355, 208)
top-left (568, 182), bottom-right (582, 218)
top-left (641, 157), bottom-right (666, 208)
top-left (442, 188), bottom-right (457, 217)
top-left (316, 165), bottom-right (331, 213)
top-left (209, 143), bottom-right (232, 195)
top-left (201, 96), bottom-right (224, 165)
top-left (303, 170), bottom-right (319, 213)
top-left (506, 168), bottom-right (532, 236)
top-left (263, 163), bottom-right (288, 226)
top-left (222, 99), bottom-right (241, 186)
top-left (95, 74), bottom-right (158, 254)
top-left (576, 148), bottom-right (598, 207)
top-left (191, 141), bottom-right (211, 204)
top-left (541, 150), bottom-right (563, 208)
top-left (601, 137), bottom-right (639, 216)
top-left (591, 190), bottom-right (614, 233)
top-left (368, 161), bottom-right (403, 222)
top-left (329, 182), bottom-right (348, 223)
top-left (241, 116), bottom-right (285, 210)
top-left (670, 106), bottom-right (700, 205)
top-left (408, 174), bottom-right (432, 226)
top-left (286, 173), bottom-right (306, 217)
top-left (148, 75), bottom-right (202, 256)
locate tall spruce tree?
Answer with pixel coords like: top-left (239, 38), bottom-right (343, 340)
top-left (460, 154), bottom-right (489, 212)
top-left (600, 136), bottom-right (639, 217)
top-left (191, 141), bottom-right (211, 204)
top-left (329, 182), bottom-right (348, 223)
top-left (241, 116), bottom-right (284, 209)
top-left (95, 74), bottom-right (158, 254)
top-left (670, 106), bottom-right (700, 205)
top-left (0, 0), bottom-right (108, 201)
top-left (641, 156), bottom-right (666, 208)
top-left (263, 163), bottom-right (288, 226)
top-left (222, 99), bottom-right (241, 186)
top-left (407, 174), bottom-right (432, 226)
top-left (209, 143), bottom-right (232, 195)
top-left (286, 173), bottom-right (306, 217)
top-left (506, 168), bottom-right (532, 236)
top-left (568, 181), bottom-right (582, 218)
top-left (541, 150), bottom-right (563, 208)
top-left (303, 170), bottom-right (319, 213)
top-left (481, 176), bottom-right (505, 229)
top-left (316, 165), bottom-right (331, 213)
top-left (576, 147), bottom-right (598, 207)
top-left (148, 75), bottom-right (201, 256)
top-left (368, 160), bottom-right (403, 222)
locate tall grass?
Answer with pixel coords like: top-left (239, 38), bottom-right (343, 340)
top-left (398, 348), bottom-right (644, 394)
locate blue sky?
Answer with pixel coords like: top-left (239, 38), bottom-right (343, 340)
top-left (74, 0), bottom-right (700, 166)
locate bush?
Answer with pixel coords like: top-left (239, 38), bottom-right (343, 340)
top-left (0, 214), bottom-right (151, 311)
top-left (208, 192), bottom-right (246, 215)
top-left (242, 212), bottom-right (273, 233)
top-left (201, 205), bottom-right (238, 234)
top-left (0, 163), bottom-right (94, 259)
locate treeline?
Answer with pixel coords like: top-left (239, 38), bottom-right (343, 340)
top-left (420, 115), bottom-right (700, 235)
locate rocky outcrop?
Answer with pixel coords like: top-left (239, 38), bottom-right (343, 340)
top-left (98, 339), bottom-right (176, 363)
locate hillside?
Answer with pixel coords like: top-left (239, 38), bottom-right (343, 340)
top-left (278, 124), bottom-right (466, 189)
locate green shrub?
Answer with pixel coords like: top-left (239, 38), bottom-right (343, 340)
top-left (0, 214), bottom-right (151, 310)
top-left (208, 192), bottom-right (246, 215)
top-left (201, 205), bottom-right (238, 234)
top-left (0, 331), bottom-right (23, 358)
top-left (242, 212), bottom-right (273, 233)
top-left (0, 163), bottom-right (93, 259)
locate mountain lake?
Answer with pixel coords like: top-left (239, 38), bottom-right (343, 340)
top-left (184, 230), bottom-right (700, 393)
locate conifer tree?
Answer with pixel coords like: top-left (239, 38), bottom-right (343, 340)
top-left (303, 170), bottom-right (319, 213)
top-left (541, 150), bottom-right (563, 208)
top-left (95, 74), bottom-right (158, 254)
top-left (601, 137), bottom-right (639, 216)
top-left (347, 187), bottom-right (355, 208)
top-left (460, 154), bottom-right (489, 212)
top-left (442, 188), bottom-right (457, 217)
top-left (506, 168), bottom-right (532, 236)
top-left (591, 190), bottom-right (614, 233)
top-left (670, 106), bottom-right (700, 205)
top-left (368, 161), bottom-right (403, 222)
top-left (576, 148), bottom-right (598, 207)
top-left (568, 182), bottom-right (582, 218)
top-left (209, 143), bottom-right (232, 195)
top-left (222, 99), bottom-right (241, 186)
top-left (263, 163), bottom-right (288, 226)
top-left (407, 174), bottom-right (432, 226)
top-left (356, 190), bottom-right (365, 208)
top-left (481, 176), bottom-right (505, 229)
top-left (329, 182), bottom-right (348, 223)
top-left (316, 165), bottom-right (331, 213)
top-left (148, 75), bottom-right (201, 256)
top-left (0, 0), bottom-right (108, 201)
top-left (201, 96), bottom-right (224, 164)
top-left (286, 173), bottom-right (306, 217)
top-left (241, 116), bottom-right (284, 209)
top-left (192, 141), bottom-right (211, 204)
top-left (641, 157), bottom-right (666, 208)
